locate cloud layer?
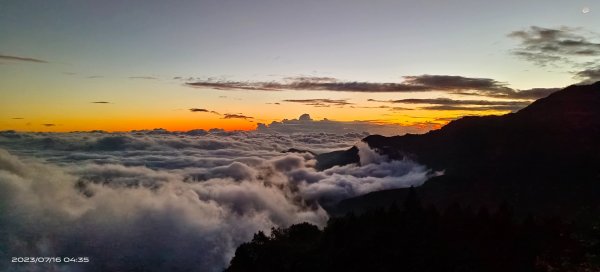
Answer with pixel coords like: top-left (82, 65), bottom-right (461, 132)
top-left (509, 26), bottom-right (600, 67)
top-left (185, 75), bottom-right (558, 99)
top-left (369, 98), bottom-right (532, 112)
top-left (0, 130), bottom-right (433, 271)
top-left (256, 114), bottom-right (436, 135)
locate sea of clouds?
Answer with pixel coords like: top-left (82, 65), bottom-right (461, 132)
top-left (0, 129), bottom-right (432, 271)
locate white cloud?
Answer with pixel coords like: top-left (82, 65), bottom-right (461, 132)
top-left (257, 114), bottom-right (427, 136)
top-left (0, 131), bottom-right (433, 271)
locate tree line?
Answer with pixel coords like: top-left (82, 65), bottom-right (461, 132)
top-left (226, 187), bottom-right (599, 272)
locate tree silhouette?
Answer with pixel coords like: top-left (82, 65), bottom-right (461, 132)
top-left (226, 191), bottom-right (591, 272)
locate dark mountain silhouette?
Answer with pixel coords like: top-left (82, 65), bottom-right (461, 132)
top-left (227, 82), bottom-right (600, 271)
top-left (322, 82), bottom-right (600, 223)
top-left (314, 146), bottom-right (359, 171)
top-left (227, 188), bottom-right (590, 271)
top-left (283, 148), bottom-right (316, 156)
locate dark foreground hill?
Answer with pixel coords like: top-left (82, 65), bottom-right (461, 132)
top-left (226, 188), bottom-right (592, 272)
top-left (330, 82), bottom-right (600, 223)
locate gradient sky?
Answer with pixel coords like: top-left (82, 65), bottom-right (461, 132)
top-left (1, 0), bottom-right (599, 132)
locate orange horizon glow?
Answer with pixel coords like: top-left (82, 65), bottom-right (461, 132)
top-left (0, 109), bottom-right (510, 133)
top-left (0, 118), bottom-right (259, 133)
top-left (1, 78), bottom-right (517, 133)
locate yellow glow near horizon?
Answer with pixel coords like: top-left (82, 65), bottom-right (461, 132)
top-left (0, 107), bottom-right (512, 133)
top-left (0, 78), bottom-right (521, 133)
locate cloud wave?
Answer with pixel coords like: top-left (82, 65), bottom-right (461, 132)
top-left (0, 130), bottom-right (433, 271)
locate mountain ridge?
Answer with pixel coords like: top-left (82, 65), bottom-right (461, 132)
top-left (323, 82), bottom-right (600, 221)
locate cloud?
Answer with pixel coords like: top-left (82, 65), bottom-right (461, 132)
top-left (257, 114), bottom-right (435, 136)
top-left (0, 149), bottom-right (322, 272)
top-left (301, 142), bottom-right (433, 206)
top-left (283, 76), bottom-right (337, 82)
top-left (91, 101), bottom-right (111, 104)
top-left (356, 104), bottom-right (414, 111)
top-left (186, 75), bottom-right (509, 93)
top-left (374, 98), bottom-right (527, 106)
top-left (370, 98), bottom-right (531, 111)
top-left (129, 76), bottom-right (158, 80)
top-left (402, 76), bottom-right (559, 99)
top-left (509, 88), bottom-right (561, 99)
top-left (186, 81), bottom-right (281, 91)
top-left (282, 99), bottom-right (353, 107)
top-left (0, 54), bottom-right (48, 63)
top-left (388, 106), bottom-right (413, 111)
top-left (186, 78), bottom-right (427, 92)
top-left (0, 130), bottom-right (433, 271)
top-left (189, 108), bottom-right (221, 115)
top-left (508, 26), bottom-right (600, 85)
top-left (419, 105), bottom-right (526, 111)
top-left (42, 123), bottom-right (56, 127)
top-left (11, 118), bottom-right (24, 120)
top-left (186, 75), bottom-right (557, 99)
top-left (575, 66), bottom-right (600, 84)
top-left (508, 26), bottom-right (600, 66)
top-left (223, 114), bottom-right (253, 120)
top-left (87, 75), bottom-right (104, 79)
top-left (402, 75), bottom-right (512, 94)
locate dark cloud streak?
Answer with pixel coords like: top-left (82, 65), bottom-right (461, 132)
top-left (189, 108), bottom-right (221, 115)
top-left (283, 76), bottom-right (337, 82)
top-left (0, 54), bottom-right (48, 63)
top-left (402, 75), bottom-right (512, 94)
top-left (223, 114), bottom-right (253, 120)
top-left (370, 97), bottom-right (532, 112)
top-left (129, 76), bottom-right (158, 80)
top-left (186, 75), bottom-right (557, 99)
top-left (282, 99), bottom-right (353, 107)
top-left (375, 98), bottom-right (530, 107)
top-left (420, 105), bottom-right (525, 111)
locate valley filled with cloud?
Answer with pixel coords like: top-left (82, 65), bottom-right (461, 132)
top-left (0, 130), bottom-right (433, 271)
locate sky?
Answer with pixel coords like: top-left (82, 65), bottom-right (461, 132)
top-left (1, 0), bottom-right (599, 132)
